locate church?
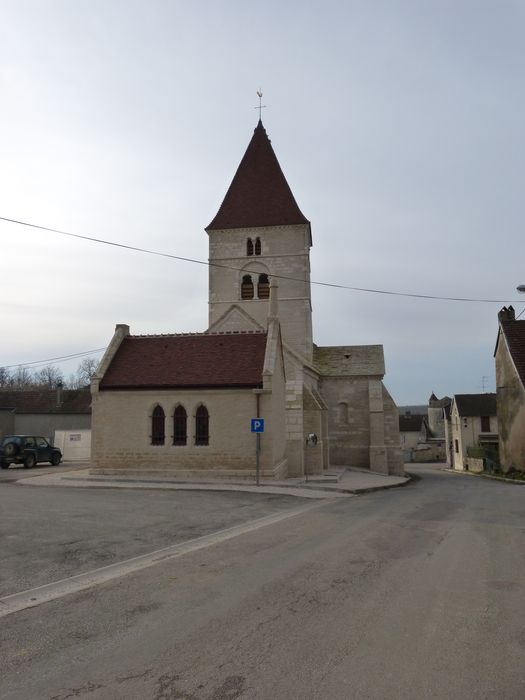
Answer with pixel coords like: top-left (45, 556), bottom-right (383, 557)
top-left (90, 120), bottom-right (403, 478)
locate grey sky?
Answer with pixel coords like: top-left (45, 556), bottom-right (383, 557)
top-left (2, 0), bottom-right (524, 403)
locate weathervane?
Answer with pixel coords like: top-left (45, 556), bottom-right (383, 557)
top-left (254, 89), bottom-right (266, 120)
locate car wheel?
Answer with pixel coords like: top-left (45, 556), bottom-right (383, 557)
top-left (50, 453), bottom-right (61, 466)
top-left (24, 454), bottom-right (36, 469)
top-left (4, 442), bottom-right (18, 458)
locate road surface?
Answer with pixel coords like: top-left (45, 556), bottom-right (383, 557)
top-left (1, 465), bottom-right (524, 699)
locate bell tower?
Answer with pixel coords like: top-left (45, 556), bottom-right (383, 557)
top-left (206, 120), bottom-right (313, 363)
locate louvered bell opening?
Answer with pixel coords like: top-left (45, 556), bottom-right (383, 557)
top-left (258, 274), bottom-right (270, 299)
top-left (241, 275), bottom-right (254, 299)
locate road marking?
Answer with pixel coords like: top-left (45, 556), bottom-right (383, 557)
top-left (0, 499), bottom-right (330, 618)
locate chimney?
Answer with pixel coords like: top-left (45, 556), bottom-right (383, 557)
top-left (498, 306), bottom-right (515, 323)
top-left (56, 381), bottom-right (63, 407)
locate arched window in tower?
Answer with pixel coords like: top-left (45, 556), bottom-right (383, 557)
top-left (173, 405), bottom-right (187, 446)
top-left (195, 405), bottom-right (209, 446)
top-left (246, 238), bottom-right (254, 256)
top-left (151, 405), bottom-right (165, 445)
top-left (254, 237), bottom-right (261, 255)
top-left (258, 273), bottom-right (270, 299)
top-left (241, 274), bottom-right (254, 299)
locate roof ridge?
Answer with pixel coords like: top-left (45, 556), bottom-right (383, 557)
top-left (130, 330), bottom-right (267, 338)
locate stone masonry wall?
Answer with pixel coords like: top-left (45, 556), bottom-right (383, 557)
top-left (319, 376), bottom-right (371, 468)
top-left (496, 336), bottom-right (525, 472)
top-left (91, 387), bottom-right (286, 473)
top-left (208, 224), bottom-right (313, 362)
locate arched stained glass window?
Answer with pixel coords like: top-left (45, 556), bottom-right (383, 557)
top-left (247, 238), bottom-right (254, 256)
top-left (258, 273), bottom-right (270, 299)
top-left (195, 405), bottom-right (209, 446)
top-left (254, 237), bottom-right (261, 255)
top-left (241, 274), bottom-right (254, 299)
top-left (173, 405), bottom-right (187, 445)
top-left (151, 405), bottom-right (165, 445)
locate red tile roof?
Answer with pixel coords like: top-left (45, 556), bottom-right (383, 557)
top-left (99, 332), bottom-right (267, 389)
top-left (500, 319), bottom-right (525, 387)
top-left (206, 120), bottom-right (310, 231)
top-left (0, 389), bottom-right (91, 414)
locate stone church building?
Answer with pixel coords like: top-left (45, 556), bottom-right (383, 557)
top-left (91, 120), bottom-right (402, 478)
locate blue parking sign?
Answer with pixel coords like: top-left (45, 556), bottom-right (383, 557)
top-left (251, 418), bottom-right (265, 433)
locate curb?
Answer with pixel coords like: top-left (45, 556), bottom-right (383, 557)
top-left (443, 468), bottom-right (525, 485)
top-left (60, 472), bottom-right (412, 495)
top-left (15, 470), bottom-right (411, 498)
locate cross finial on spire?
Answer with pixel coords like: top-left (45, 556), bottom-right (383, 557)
top-left (254, 89), bottom-right (266, 121)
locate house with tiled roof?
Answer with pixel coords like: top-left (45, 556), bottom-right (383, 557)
top-left (0, 387), bottom-right (91, 451)
top-left (91, 119), bottom-right (402, 478)
top-left (397, 393), bottom-right (451, 463)
top-left (495, 306), bottom-right (525, 472)
top-left (449, 393), bottom-right (498, 471)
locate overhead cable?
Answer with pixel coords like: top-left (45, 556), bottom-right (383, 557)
top-left (1, 216), bottom-right (521, 304)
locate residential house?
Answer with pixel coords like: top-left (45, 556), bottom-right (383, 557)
top-left (448, 394), bottom-right (498, 471)
top-left (494, 306), bottom-right (525, 473)
top-left (0, 387), bottom-right (92, 458)
top-left (399, 393), bottom-right (450, 463)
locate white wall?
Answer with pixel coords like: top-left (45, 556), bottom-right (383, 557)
top-left (54, 429), bottom-right (91, 461)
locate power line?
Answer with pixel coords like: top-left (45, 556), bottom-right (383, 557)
top-left (1, 216), bottom-right (521, 304)
top-left (2, 348), bottom-right (105, 370)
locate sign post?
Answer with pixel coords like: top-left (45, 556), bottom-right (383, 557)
top-left (251, 418), bottom-right (265, 486)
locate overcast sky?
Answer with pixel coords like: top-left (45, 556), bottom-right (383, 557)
top-left (2, 0), bottom-right (524, 404)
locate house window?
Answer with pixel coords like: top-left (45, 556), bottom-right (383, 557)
top-left (480, 416), bottom-right (491, 432)
top-left (241, 274), bottom-right (254, 299)
top-left (254, 237), bottom-right (261, 255)
top-left (454, 439), bottom-right (459, 454)
top-left (195, 405), bottom-right (209, 446)
top-left (151, 405), bottom-right (165, 445)
top-left (173, 405), bottom-right (187, 445)
top-left (247, 238), bottom-right (254, 256)
top-left (258, 273), bottom-right (270, 299)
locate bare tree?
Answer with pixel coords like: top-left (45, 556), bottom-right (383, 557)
top-left (66, 356), bottom-right (100, 389)
top-left (10, 366), bottom-right (34, 389)
top-left (0, 367), bottom-right (11, 388)
top-left (34, 365), bottom-right (64, 389)
top-left (77, 357), bottom-right (99, 385)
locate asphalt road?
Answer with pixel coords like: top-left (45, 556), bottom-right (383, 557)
top-left (0, 485), bottom-right (304, 597)
top-left (2, 465), bottom-right (525, 699)
top-left (0, 460), bottom-right (88, 482)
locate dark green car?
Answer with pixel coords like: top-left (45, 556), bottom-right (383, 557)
top-left (0, 435), bottom-right (62, 469)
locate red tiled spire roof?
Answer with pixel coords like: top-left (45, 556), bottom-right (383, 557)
top-left (99, 332), bottom-right (267, 389)
top-left (206, 120), bottom-right (310, 231)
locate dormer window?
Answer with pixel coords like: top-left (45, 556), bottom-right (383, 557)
top-left (241, 274), bottom-right (254, 299)
top-left (258, 274), bottom-right (270, 299)
top-left (254, 237), bottom-right (261, 255)
top-left (247, 238), bottom-right (254, 256)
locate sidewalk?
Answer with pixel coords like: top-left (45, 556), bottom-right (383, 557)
top-left (18, 465), bottom-right (410, 499)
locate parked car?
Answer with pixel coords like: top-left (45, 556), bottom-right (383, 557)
top-left (0, 435), bottom-right (62, 469)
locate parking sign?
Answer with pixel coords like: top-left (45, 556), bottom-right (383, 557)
top-left (251, 418), bottom-right (265, 433)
